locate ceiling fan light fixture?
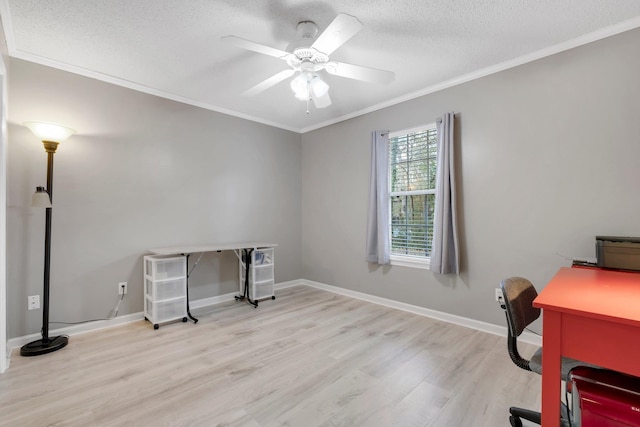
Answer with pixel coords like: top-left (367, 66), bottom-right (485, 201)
top-left (290, 74), bottom-right (309, 100)
top-left (309, 75), bottom-right (329, 97)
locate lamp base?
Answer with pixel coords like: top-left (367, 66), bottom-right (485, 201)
top-left (20, 335), bottom-right (68, 357)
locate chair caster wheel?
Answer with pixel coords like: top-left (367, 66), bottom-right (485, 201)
top-left (182, 317), bottom-right (188, 322)
top-left (509, 415), bottom-right (523, 427)
top-left (153, 324), bottom-right (159, 330)
top-left (272, 296), bottom-right (276, 300)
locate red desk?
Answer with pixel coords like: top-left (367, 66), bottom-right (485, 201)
top-left (533, 267), bottom-right (640, 426)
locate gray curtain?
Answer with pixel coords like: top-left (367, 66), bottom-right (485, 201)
top-left (430, 112), bottom-right (460, 274)
top-left (366, 130), bottom-right (390, 264)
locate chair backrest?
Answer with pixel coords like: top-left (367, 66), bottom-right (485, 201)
top-left (500, 277), bottom-right (541, 372)
top-left (500, 277), bottom-right (541, 337)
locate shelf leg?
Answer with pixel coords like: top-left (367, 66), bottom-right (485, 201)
top-left (235, 248), bottom-right (258, 307)
top-left (184, 253), bottom-right (199, 323)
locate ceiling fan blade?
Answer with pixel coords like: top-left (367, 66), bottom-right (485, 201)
top-left (312, 92), bottom-right (332, 108)
top-left (221, 35), bottom-right (290, 59)
top-left (326, 61), bottom-right (395, 84)
top-left (242, 69), bottom-right (295, 97)
top-left (311, 13), bottom-right (363, 55)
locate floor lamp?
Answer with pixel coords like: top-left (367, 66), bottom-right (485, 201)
top-left (20, 121), bottom-right (76, 357)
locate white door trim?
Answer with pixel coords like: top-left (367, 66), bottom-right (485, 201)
top-left (0, 53), bottom-right (8, 373)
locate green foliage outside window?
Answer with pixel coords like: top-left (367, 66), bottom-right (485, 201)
top-left (389, 128), bottom-right (437, 257)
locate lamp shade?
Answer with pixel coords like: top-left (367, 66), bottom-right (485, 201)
top-left (309, 75), bottom-right (329, 97)
top-left (31, 186), bottom-right (52, 208)
top-left (290, 74), bottom-right (309, 100)
top-left (24, 121), bottom-right (76, 143)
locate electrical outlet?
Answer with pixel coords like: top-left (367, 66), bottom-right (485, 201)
top-left (28, 295), bottom-right (40, 310)
top-left (118, 282), bottom-right (128, 295)
top-left (495, 288), bottom-right (504, 304)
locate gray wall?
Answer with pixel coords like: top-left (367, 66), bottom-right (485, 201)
top-left (301, 28), bottom-right (640, 328)
top-left (7, 59), bottom-right (301, 338)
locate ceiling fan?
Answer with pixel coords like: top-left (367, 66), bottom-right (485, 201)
top-left (221, 13), bottom-right (395, 111)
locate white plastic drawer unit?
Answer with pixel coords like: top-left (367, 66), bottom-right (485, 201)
top-left (143, 255), bottom-right (188, 330)
top-left (239, 247), bottom-right (276, 302)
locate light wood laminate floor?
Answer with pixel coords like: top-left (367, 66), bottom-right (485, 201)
top-left (0, 286), bottom-right (541, 426)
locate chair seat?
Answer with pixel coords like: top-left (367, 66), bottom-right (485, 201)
top-left (530, 347), bottom-right (599, 380)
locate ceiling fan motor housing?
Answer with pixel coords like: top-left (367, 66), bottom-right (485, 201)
top-left (286, 20), bottom-right (330, 64)
top-left (297, 21), bottom-right (318, 38)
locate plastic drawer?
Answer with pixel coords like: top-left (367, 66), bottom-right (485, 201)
top-left (253, 265), bottom-right (274, 283)
top-left (253, 248), bottom-right (274, 266)
top-left (146, 278), bottom-right (185, 300)
top-left (251, 281), bottom-right (274, 300)
top-left (146, 297), bottom-right (186, 323)
top-left (144, 256), bottom-right (186, 280)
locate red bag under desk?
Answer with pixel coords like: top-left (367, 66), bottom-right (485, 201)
top-left (569, 366), bottom-right (640, 426)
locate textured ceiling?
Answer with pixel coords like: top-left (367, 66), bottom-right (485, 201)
top-left (2, 0), bottom-right (640, 133)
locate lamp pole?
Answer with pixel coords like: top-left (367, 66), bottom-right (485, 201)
top-left (40, 141), bottom-right (58, 343)
top-left (21, 122), bottom-right (75, 357)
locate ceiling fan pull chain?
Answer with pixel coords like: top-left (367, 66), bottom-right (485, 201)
top-left (306, 80), bottom-right (310, 114)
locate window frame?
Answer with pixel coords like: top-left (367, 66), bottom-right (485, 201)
top-left (388, 124), bottom-right (437, 270)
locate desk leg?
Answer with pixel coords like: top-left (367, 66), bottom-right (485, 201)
top-left (234, 249), bottom-right (258, 308)
top-left (184, 254), bottom-right (198, 323)
top-left (541, 310), bottom-right (561, 426)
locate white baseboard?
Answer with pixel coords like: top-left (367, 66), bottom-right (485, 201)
top-left (6, 280), bottom-right (305, 354)
top-left (189, 291), bottom-right (238, 310)
top-left (5, 278), bottom-right (537, 369)
top-left (274, 279), bottom-right (303, 290)
top-left (189, 280), bottom-right (304, 310)
top-left (298, 279), bottom-right (542, 347)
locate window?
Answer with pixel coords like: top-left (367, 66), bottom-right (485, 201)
top-left (388, 125), bottom-right (438, 268)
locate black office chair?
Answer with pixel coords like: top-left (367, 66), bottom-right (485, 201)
top-left (500, 277), bottom-right (584, 427)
